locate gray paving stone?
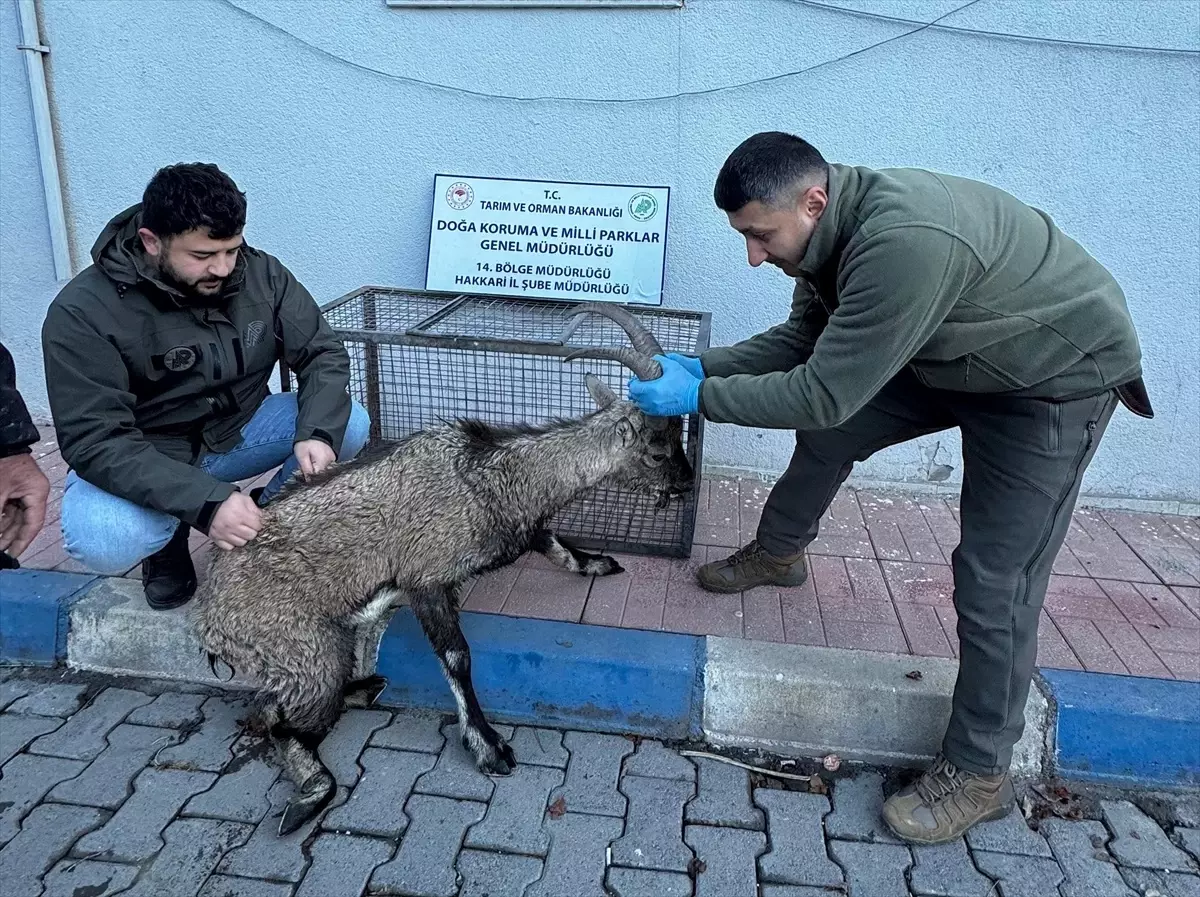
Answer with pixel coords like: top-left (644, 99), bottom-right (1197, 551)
top-left (0, 712), bottom-right (61, 765)
top-left (761, 888), bottom-right (849, 897)
top-left (183, 735), bottom-right (280, 823)
top-left (318, 708), bottom-right (391, 787)
top-left (74, 766), bottom-right (217, 862)
top-left (0, 752), bottom-right (88, 846)
top-left (826, 771), bottom-right (902, 843)
top-left (974, 851), bottom-right (1066, 897)
top-left (1041, 818), bottom-right (1136, 897)
top-left (219, 780), bottom-right (345, 881)
top-left (324, 747), bottom-right (437, 837)
top-left (0, 678), bottom-right (36, 711)
top-left (686, 756), bottom-right (765, 830)
top-left (119, 816), bottom-right (253, 897)
top-left (0, 802), bottom-right (107, 897)
top-left (605, 867), bottom-right (693, 897)
top-left (1181, 828), bottom-right (1200, 863)
top-left (28, 687), bottom-right (152, 761)
top-left (623, 739), bottom-right (696, 781)
top-left (685, 823), bottom-right (766, 897)
top-left (296, 833), bottom-right (394, 897)
top-left (464, 761), bottom-right (563, 856)
top-left (1103, 800), bottom-right (1195, 872)
top-left (153, 695), bottom-right (248, 772)
top-left (414, 721), bottom-right (514, 802)
top-left (369, 794), bottom-right (486, 897)
top-left (6, 682), bottom-right (88, 717)
top-left (965, 806), bottom-right (1053, 857)
top-left (197, 874), bottom-right (295, 897)
top-left (369, 708), bottom-right (446, 753)
top-left (610, 774), bottom-right (694, 872)
top-left (548, 730), bottom-right (635, 818)
top-left (508, 725), bottom-right (570, 768)
top-left (458, 849), bottom-right (544, 897)
top-left (1120, 868), bottom-right (1200, 897)
top-left (754, 789), bottom-right (843, 887)
top-left (49, 723), bottom-right (179, 809)
top-left (830, 839), bottom-right (912, 897)
top-left (527, 812), bottom-right (624, 897)
top-left (910, 839), bottom-right (997, 896)
top-left (41, 858), bottom-right (139, 897)
top-left (127, 690), bottom-right (207, 728)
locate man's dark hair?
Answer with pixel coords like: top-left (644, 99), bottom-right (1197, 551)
top-left (141, 162), bottom-right (247, 240)
top-left (713, 132), bottom-right (829, 212)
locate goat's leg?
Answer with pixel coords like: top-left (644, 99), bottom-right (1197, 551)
top-left (531, 528), bottom-right (623, 577)
top-left (263, 620), bottom-right (353, 836)
top-left (411, 585), bottom-right (515, 776)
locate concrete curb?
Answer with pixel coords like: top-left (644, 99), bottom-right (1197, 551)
top-left (1040, 668), bottom-right (1200, 788)
top-left (0, 569), bottom-right (97, 665)
top-left (2, 569), bottom-right (1196, 788)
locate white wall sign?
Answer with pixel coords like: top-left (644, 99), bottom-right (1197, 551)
top-left (425, 174), bottom-right (670, 305)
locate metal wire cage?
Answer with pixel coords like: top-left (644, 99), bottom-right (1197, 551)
top-left (283, 286), bottom-right (710, 558)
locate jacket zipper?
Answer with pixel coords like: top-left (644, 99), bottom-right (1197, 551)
top-left (210, 341), bottom-right (222, 380)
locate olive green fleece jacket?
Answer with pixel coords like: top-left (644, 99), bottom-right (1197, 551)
top-left (698, 164), bottom-right (1147, 429)
top-left (42, 204), bottom-right (352, 532)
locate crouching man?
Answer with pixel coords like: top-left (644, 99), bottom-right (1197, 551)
top-left (42, 162), bottom-right (370, 609)
top-left (627, 132), bottom-right (1152, 843)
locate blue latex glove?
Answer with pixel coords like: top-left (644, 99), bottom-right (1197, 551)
top-left (664, 352), bottom-right (705, 380)
top-left (628, 354), bottom-right (702, 417)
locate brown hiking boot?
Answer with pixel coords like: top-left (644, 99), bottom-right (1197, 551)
top-left (882, 754), bottom-right (1014, 844)
top-left (696, 540), bottom-right (807, 593)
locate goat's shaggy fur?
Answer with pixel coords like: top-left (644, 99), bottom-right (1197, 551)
top-left (190, 303), bottom-right (692, 835)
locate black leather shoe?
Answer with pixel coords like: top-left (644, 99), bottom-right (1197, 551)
top-left (142, 523), bottom-right (197, 610)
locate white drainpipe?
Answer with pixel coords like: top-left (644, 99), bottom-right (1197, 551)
top-left (16, 0), bottom-right (71, 281)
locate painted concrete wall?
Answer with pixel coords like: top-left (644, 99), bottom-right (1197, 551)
top-left (0, 0), bottom-right (65, 413)
top-left (4, 0), bottom-right (1198, 502)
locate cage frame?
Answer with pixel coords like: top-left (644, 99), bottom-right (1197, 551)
top-left (280, 286), bottom-right (711, 558)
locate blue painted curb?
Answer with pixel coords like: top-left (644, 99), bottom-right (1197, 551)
top-left (374, 606), bottom-right (705, 740)
top-left (1041, 667), bottom-right (1200, 788)
top-left (0, 568), bottom-right (98, 666)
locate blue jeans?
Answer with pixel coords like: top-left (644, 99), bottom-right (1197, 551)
top-left (61, 393), bottom-right (371, 574)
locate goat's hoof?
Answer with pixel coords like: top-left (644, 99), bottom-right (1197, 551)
top-left (481, 739), bottom-right (517, 777)
top-left (584, 555), bottom-right (623, 577)
top-left (278, 773), bottom-right (335, 837)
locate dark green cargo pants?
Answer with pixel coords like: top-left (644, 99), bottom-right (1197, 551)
top-left (757, 369), bottom-right (1119, 775)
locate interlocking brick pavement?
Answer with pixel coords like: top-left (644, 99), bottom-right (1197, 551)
top-left (19, 429), bottom-right (1200, 680)
top-left (2, 671), bottom-right (1200, 896)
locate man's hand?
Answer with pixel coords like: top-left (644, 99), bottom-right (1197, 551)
top-left (209, 492), bottom-right (264, 551)
top-left (628, 354), bottom-right (703, 418)
top-left (294, 439), bottom-right (336, 479)
top-left (663, 353), bottom-right (706, 381)
top-left (0, 452), bottom-right (51, 558)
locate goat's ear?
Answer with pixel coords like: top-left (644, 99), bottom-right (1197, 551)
top-left (585, 373), bottom-right (617, 409)
top-left (614, 416), bottom-right (636, 447)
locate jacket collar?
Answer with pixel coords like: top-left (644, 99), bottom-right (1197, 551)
top-left (796, 163), bottom-right (857, 279)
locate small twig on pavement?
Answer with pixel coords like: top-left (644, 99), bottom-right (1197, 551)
top-left (679, 749), bottom-right (812, 782)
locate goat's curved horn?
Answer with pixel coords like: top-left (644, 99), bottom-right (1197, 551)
top-left (564, 347), bottom-right (663, 382)
top-left (569, 302), bottom-right (664, 358)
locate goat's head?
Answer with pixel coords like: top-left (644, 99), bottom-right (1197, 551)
top-left (563, 302), bottom-right (694, 507)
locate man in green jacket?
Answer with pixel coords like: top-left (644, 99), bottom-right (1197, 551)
top-left (628, 132), bottom-right (1152, 843)
top-left (42, 163), bottom-right (370, 610)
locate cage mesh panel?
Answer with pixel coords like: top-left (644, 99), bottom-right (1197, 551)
top-left (322, 288), bottom-right (456, 333)
top-left (321, 289), bottom-right (707, 557)
top-left (415, 295), bottom-right (701, 353)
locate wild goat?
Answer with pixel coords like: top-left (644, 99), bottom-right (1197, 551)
top-left (190, 302), bottom-right (693, 835)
